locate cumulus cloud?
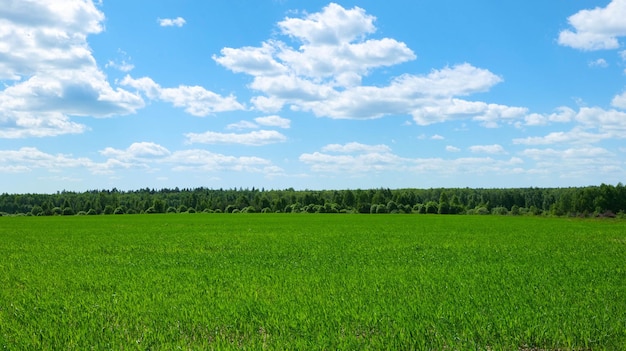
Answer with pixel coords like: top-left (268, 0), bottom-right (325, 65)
top-left (106, 60), bottom-right (134, 72)
top-left (185, 130), bottom-right (287, 146)
top-left (0, 147), bottom-right (94, 172)
top-left (214, 43), bottom-right (288, 77)
top-left (469, 144), bottom-right (507, 154)
top-left (300, 143), bottom-right (525, 176)
top-left (513, 107), bottom-right (626, 147)
top-left (519, 146), bottom-right (621, 179)
top-left (213, 3), bottom-right (523, 126)
top-left (612, 92), bottom-right (626, 109)
top-left (105, 50), bottom-right (134, 72)
top-left (588, 58), bottom-right (608, 68)
top-left (255, 115), bottom-right (291, 128)
top-left (575, 107), bottom-right (626, 136)
top-left (120, 76), bottom-right (244, 116)
top-left (100, 142), bottom-right (171, 161)
top-left (0, 142), bottom-right (283, 178)
top-left (321, 142), bottom-right (392, 153)
top-left (158, 17), bottom-right (186, 27)
top-left (227, 120), bottom-right (259, 130)
top-left (167, 149), bottom-right (280, 174)
top-left (279, 3), bottom-right (375, 45)
top-left (518, 107), bottom-right (576, 127)
top-left (513, 129), bottom-right (610, 146)
top-left (0, 0), bottom-right (145, 138)
top-left (558, 0), bottom-right (626, 50)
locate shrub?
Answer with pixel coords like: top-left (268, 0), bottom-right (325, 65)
top-left (103, 205), bottom-right (114, 215)
top-left (242, 206), bottom-right (256, 213)
top-left (425, 201), bottom-right (439, 214)
top-left (31, 205), bottom-right (44, 216)
top-left (491, 207), bottom-right (509, 215)
top-left (475, 207), bottom-right (490, 215)
top-left (510, 205), bottom-right (520, 216)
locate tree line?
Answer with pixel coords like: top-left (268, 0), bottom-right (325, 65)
top-left (0, 183), bottom-right (624, 217)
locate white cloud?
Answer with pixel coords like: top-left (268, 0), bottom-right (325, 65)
top-left (514, 107), bottom-right (626, 146)
top-left (99, 143), bottom-right (282, 175)
top-left (100, 142), bottom-right (171, 161)
top-left (105, 49), bottom-right (134, 72)
top-left (431, 134), bottom-right (444, 140)
top-left (519, 107), bottom-right (575, 127)
top-left (160, 85), bottom-right (242, 116)
top-left (0, 147), bottom-right (95, 173)
top-left (469, 144), bottom-right (507, 154)
top-left (411, 98), bottom-right (527, 127)
top-left (300, 143), bottom-right (525, 176)
top-left (321, 142), bottom-right (391, 153)
top-left (213, 43), bottom-right (287, 77)
top-left (185, 130), bottom-right (287, 146)
top-left (214, 3), bottom-right (526, 127)
top-left (519, 147), bottom-right (620, 179)
top-left (227, 121), bottom-right (259, 130)
top-left (255, 115), bottom-right (291, 128)
top-left (167, 150), bottom-right (280, 174)
top-left (446, 145), bottom-right (461, 152)
top-left (106, 59), bottom-right (134, 72)
top-left (287, 64), bottom-right (514, 123)
top-left (0, 0), bottom-right (145, 138)
top-left (522, 147), bottom-right (610, 160)
top-left (278, 3), bottom-right (376, 45)
top-left (513, 129), bottom-right (610, 146)
top-left (0, 142), bottom-right (283, 177)
top-left (277, 37), bottom-right (415, 81)
top-left (575, 107), bottom-right (626, 136)
top-left (558, 0), bottom-right (626, 50)
top-left (588, 58), bottom-right (608, 68)
top-left (158, 17), bottom-right (186, 27)
top-left (299, 151), bottom-right (404, 173)
top-left (612, 92), bottom-right (626, 109)
top-left (121, 76), bottom-right (244, 116)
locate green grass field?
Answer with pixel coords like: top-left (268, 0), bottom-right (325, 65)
top-left (1, 214), bottom-right (625, 350)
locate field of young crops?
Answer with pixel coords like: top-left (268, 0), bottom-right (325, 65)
top-left (1, 214), bottom-right (625, 350)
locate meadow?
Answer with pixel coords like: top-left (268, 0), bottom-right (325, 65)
top-left (1, 214), bottom-right (625, 350)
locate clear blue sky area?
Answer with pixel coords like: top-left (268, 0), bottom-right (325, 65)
top-left (1, 0), bottom-right (625, 193)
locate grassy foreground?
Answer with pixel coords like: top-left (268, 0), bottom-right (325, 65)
top-left (1, 214), bottom-right (625, 350)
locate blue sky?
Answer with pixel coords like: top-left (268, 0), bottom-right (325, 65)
top-left (1, 0), bottom-right (626, 193)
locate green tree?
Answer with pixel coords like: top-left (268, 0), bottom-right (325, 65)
top-left (102, 205), bottom-right (114, 215)
top-left (340, 190), bottom-right (353, 208)
top-left (438, 192), bottom-right (450, 214)
top-left (30, 205), bottom-right (43, 216)
top-left (425, 201), bottom-right (439, 214)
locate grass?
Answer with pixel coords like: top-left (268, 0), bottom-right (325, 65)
top-left (1, 214), bottom-right (625, 350)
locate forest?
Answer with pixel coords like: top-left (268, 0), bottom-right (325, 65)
top-left (0, 183), bottom-right (624, 217)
